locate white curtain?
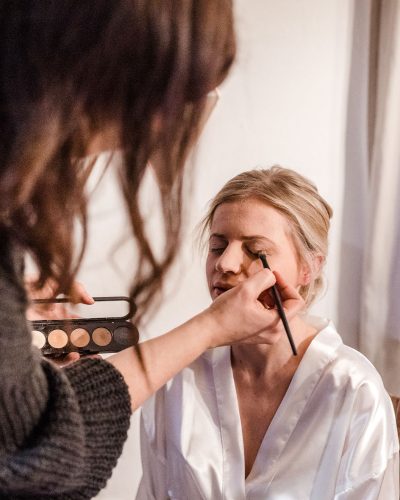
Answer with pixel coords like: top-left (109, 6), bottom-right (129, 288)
top-left (360, 0), bottom-right (400, 396)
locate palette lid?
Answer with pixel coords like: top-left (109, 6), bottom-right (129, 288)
top-left (32, 296), bottom-right (137, 321)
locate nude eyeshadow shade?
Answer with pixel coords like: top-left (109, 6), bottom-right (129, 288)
top-left (48, 329), bottom-right (68, 348)
top-left (30, 296), bottom-right (139, 356)
top-left (70, 328), bottom-right (90, 347)
top-left (92, 327), bottom-right (112, 346)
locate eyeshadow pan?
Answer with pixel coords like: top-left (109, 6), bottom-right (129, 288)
top-left (70, 328), bottom-right (90, 347)
top-left (92, 327), bottom-right (112, 346)
top-left (114, 325), bottom-right (136, 346)
top-left (32, 330), bottom-right (46, 349)
top-left (48, 329), bottom-right (68, 348)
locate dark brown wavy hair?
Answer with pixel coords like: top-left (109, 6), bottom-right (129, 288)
top-left (0, 1), bottom-right (236, 318)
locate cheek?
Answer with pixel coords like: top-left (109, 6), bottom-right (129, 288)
top-left (205, 255), bottom-right (215, 286)
top-left (247, 260), bottom-right (262, 276)
top-left (284, 269), bottom-right (301, 288)
top-left (267, 255), bottom-right (301, 287)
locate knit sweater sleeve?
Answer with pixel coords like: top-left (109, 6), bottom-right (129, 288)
top-left (0, 234), bottom-right (132, 499)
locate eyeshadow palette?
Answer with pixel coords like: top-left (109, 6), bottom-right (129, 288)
top-left (31, 296), bottom-right (139, 357)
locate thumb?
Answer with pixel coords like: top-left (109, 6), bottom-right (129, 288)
top-left (69, 281), bottom-right (95, 304)
top-left (242, 268), bottom-right (276, 300)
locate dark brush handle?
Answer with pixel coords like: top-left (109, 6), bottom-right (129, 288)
top-left (259, 254), bottom-right (297, 356)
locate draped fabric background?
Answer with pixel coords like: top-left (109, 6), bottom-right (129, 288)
top-left (79, 1), bottom-right (399, 498)
top-left (360, 0), bottom-right (400, 397)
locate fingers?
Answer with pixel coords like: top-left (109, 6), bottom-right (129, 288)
top-left (69, 282), bottom-right (95, 304)
top-left (25, 275), bottom-right (57, 300)
top-left (244, 268), bottom-right (276, 299)
top-left (64, 352), bottom-right (81, 364)
top-left (273, 271), bottom-right (305, 317)
top-left (49, 352), bottom-right (81, 368)
top-left (26, 278), bottom-right (94, 322)
top-left (52, 352), bottom-right (101, 369)
top-left (25, 276), bottom-right (94, 305)
top-left (206, 269), bottom-right (305, 348)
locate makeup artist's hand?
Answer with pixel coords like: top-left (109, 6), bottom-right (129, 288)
top-left (203, 269), bottom-right (304, 347)
top-left (26, 277), bottom-right (96, 368)
top-left (25, 277), bottom-right (94, 321)
top-left (108, 268), bottom-right (304, 410)
top-left (235, 271), bottom-right (304, 345)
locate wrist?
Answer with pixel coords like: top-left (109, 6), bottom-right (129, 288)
top-left (193, 307), bottom-right (221, 349)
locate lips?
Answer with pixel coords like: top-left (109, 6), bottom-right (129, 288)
top-left (214, 287), bottom-right (228, 297)
top-left (212, 282), bottom-right (235, 297)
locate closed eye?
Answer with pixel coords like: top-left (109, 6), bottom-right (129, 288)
top-left (244, 244), bottom-right (272, 258)
top-left (208, 235), bottom-right (227, 255)
top-left (209, 247), bottom-right (226, 254)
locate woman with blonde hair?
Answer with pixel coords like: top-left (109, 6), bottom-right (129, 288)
top-left (138, 166), bottom-right (399, 499)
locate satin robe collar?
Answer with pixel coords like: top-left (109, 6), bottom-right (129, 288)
top-left (206, 316), bottom-right (340, 497)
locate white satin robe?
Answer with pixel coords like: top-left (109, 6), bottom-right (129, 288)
top-left (137, 318), bottom-right (399, 499)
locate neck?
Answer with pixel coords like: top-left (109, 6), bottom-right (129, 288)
top-left (231, 315), bottom-right (317, 380)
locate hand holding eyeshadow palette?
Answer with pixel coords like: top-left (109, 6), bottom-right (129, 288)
top-left (31, 296), bottom-right (139, 356)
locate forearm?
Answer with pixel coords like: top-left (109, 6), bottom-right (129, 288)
top-left (0, 236), bottom-right (131, 497)
top-left (108, 311), bottom-right (214, 410)
top-left (108, 269), bottom-right (304, 411)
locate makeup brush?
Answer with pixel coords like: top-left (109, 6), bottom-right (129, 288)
top-left (258, 253), bottom-right (297, 356)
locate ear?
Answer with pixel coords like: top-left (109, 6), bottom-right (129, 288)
top-left (298, 254), bottom-right (324, 286)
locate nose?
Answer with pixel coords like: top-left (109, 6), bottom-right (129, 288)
top-left (215, 245), bottom-right (244, 275)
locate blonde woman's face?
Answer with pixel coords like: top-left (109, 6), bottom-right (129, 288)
top-left (206, 199), bottom-right (308, 300)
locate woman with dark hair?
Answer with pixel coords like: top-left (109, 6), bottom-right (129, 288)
top-left (0, 1), bottom-right (305, 498)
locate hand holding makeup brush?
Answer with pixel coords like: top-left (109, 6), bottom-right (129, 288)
top-left (106, 268), bottom-right (304, 410)
top-left (204, 269), bottom-right (304, 348)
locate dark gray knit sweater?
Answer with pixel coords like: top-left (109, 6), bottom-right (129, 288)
top-left (0, 232), bottom-right (132, 499)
